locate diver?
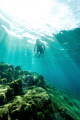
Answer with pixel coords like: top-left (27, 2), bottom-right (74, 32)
top-left (34, 39), bottom-right (45, 57)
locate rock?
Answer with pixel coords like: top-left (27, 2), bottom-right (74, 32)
top-left (47, 87), bottom-right (80, 120)
top-left (0, 62), bottom-right (80, 120)
top-left (15, 66), bottom-right (21, 70)
top-left (8, 79), bottom-right (22, 95)
top-left (22, 72), bottom-right (46, 89)
top-left (5, 87), bottom-right (53, 120)
top-left (0, 62), bottom-right (14, 72)
top-left (0, 78), bottom-right (7, 84)
top-left (0, 85), bottom-right (14, 105)
top-left (0, 107), bottom-right (8, 120)
top-left (0, 63), bottom-right (14, 83)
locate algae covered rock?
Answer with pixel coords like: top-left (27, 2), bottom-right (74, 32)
top-left (0, 62), bottom-right (46, 89)
top-left (47, 87), bottom-right (80, 120)
top-left (0, 87), bottom-right (53, 120)
top-left (22, 72), bottom-right (46, 89)
top-left (0, 78), bottom-right (7, 84)
top-left (8, 79), bottom-right (22, 95)
top-left (0, 85), bottom-right (14, 105)
top-left (0, 107), bottom-right (8, 120)
top-left (0, 62), bottom-right (14, 72)
top-left (15, 66), bottom-right (21, 70)
top-left (0, 62), bottom-right (14, 83)
top-left (0, 62), bottom-right (80, 120)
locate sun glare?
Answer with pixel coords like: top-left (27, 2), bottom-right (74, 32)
top-left (0, 0), bottom-right (79, 36)
top-left (0, 0), bottom-right (52, 20)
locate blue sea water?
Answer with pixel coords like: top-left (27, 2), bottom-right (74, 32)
top-left (0, 0), bottom-right (80, 99)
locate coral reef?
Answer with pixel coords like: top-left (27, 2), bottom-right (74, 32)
top-left (0, 62), bottom-right (80, 120)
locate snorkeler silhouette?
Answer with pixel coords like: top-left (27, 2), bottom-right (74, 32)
top-left (34, 39), bottom-right (45, 57)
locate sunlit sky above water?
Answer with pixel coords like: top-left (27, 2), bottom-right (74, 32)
top-left (0, 0), bottom-right (80, 39)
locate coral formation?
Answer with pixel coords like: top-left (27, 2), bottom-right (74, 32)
top-left (0, 62), bottom-right (80, 120)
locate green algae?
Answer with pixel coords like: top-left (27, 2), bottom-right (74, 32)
top-left (0, 62), bottom-right (80, 120)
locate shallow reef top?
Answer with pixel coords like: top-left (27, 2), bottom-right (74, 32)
top-left (0, 62), bottom-right (80, 120)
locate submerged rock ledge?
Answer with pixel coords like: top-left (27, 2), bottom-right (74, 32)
top-left (0, 62), bottom-right (80, 120)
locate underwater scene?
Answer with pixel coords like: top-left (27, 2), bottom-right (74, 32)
top-left (0, 0), bottom-right (80, 120)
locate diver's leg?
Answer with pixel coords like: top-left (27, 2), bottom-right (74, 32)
top-left (36, 48), bottom-right (40, 57)
top-left (40, 48), bottom-right (43, 54)
top-left (37, 51), bottom-right (41, 57)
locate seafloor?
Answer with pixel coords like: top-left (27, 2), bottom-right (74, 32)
top-left (0, 62), bottom-right (80, 120)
